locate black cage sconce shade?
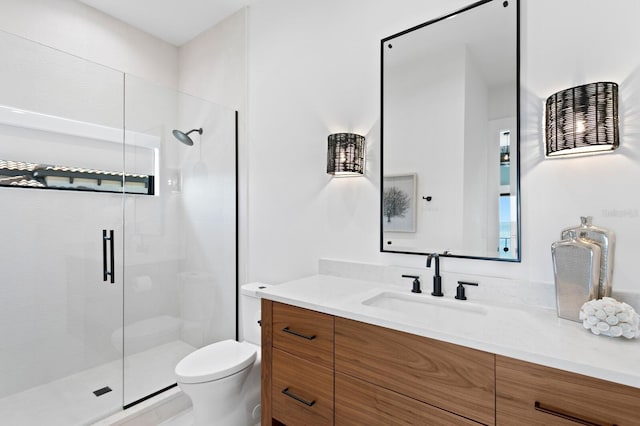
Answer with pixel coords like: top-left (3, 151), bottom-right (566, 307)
top-left (327, 133), bottom-right (365, 176)
top-left (545, 82), bottom-right (619, 157)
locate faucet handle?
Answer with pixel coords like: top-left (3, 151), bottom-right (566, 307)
top-left (401, 274), bottom-right (421, 294)
top-left (455, 281), bottom-right (478, 300)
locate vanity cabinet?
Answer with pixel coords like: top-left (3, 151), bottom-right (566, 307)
top-left (262, 301), bottom-right (493, 425)
top-left (272, 301), bottom-right (334, 368)
top-left (334, 317), bottom-right (495, 425)
top-left (271, 349), bottom-right (333, 425)
top-left (262, 300), bottom-right (334, 426)
top-left (496, 355), bottom-right (640, 426)
top-left (262, 299), bottom-right (640, 426)
top-left (334, 372), bottom-right (479, 425)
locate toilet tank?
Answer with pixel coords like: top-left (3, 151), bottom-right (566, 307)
top-left (240, 282), bottom-right (270, 345)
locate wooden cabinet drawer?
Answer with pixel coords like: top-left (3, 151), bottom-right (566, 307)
top-left (272, 348), bottom-right (334, 426)
top-left (496, 355), bottom-right (640, 426)
top-left (273, 302), bottom-right (334, 368)
top-left (335, 372), bottom-right (481, 425)
top-left (335, 317), bottom-right (495, 425)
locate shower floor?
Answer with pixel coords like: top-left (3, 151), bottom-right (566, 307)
top-left (0, 340), bottom-right (195, 426)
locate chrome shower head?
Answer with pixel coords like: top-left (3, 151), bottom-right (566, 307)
top-left (172, 128), bottom-right (203, 146)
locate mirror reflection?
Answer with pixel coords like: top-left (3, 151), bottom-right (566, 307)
top-left (381, 0), bottom-right (520, 261)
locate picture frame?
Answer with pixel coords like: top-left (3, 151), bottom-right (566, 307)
top-left (382, 173), bottom-right (416, 232)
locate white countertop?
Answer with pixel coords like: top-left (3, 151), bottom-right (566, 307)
top-left (257, 274), bottom-right (640, 389)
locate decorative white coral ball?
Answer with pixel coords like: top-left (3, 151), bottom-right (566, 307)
top-left (579, 297), bottom-right (640, 339)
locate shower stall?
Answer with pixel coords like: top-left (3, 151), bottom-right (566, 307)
top-left (0, 30), bottom-right (237, 425)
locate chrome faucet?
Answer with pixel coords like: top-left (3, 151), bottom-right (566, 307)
top-left (426, 253), bottom-right (444, 297)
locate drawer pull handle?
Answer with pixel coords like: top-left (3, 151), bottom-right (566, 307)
top-left (282, 327), bottom-right (316, 340)
top-left (534, 401), bottom-right (617, 426)
top-left (282, 387), bottom-right (316, 407)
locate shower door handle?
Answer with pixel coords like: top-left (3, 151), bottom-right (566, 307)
top-left (102, 229), bottom-right (115, 284)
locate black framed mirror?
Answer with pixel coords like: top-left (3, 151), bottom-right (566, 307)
top-left (380, 0), bottom-right (520, 261)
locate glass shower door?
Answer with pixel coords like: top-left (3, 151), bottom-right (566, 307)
top-left (122, 75), bottom-right (237, 406)
top-left (0, 31), bottom-right (125, 425)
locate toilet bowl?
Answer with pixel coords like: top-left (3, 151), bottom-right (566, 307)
top-left (175, 282), bottom-right (268, 426)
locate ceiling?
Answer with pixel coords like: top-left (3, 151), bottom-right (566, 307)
top-left (77, 0), bottom-right (258, 46)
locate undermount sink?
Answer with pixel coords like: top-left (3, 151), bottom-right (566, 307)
top-left (362, 291), bottom-right (488, 316)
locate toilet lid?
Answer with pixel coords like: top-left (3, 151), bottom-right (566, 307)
top-left (175, 340), bottom-right (257, 384)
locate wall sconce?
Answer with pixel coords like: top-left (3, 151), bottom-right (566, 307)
top-left (545, 82), bottom-right (619, 157)
top-left (326, 133), bottom-right (365, 176)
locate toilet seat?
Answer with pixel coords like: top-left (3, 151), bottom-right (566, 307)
top-left (175, 339), bottom-right (257, 384)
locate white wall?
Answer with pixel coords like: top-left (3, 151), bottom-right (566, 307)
top-left (178, 9), bottom-right (246, 110)
top-left (246, 0), bottom-right (473, 284)
top-left (519, 0), bottom-right (640, 291)
top-left (246, 0), bottom-right (640, 295)
top-left (0, 0), bottom-right (178, 88)
top-left (178, 9), bottom-right (248, 286)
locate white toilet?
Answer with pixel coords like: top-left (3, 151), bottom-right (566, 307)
top-left (175, 282), bottom-right (267, 426)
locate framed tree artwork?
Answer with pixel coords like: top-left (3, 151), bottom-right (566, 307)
top-left (382, 173), bottom-right (416, 232)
